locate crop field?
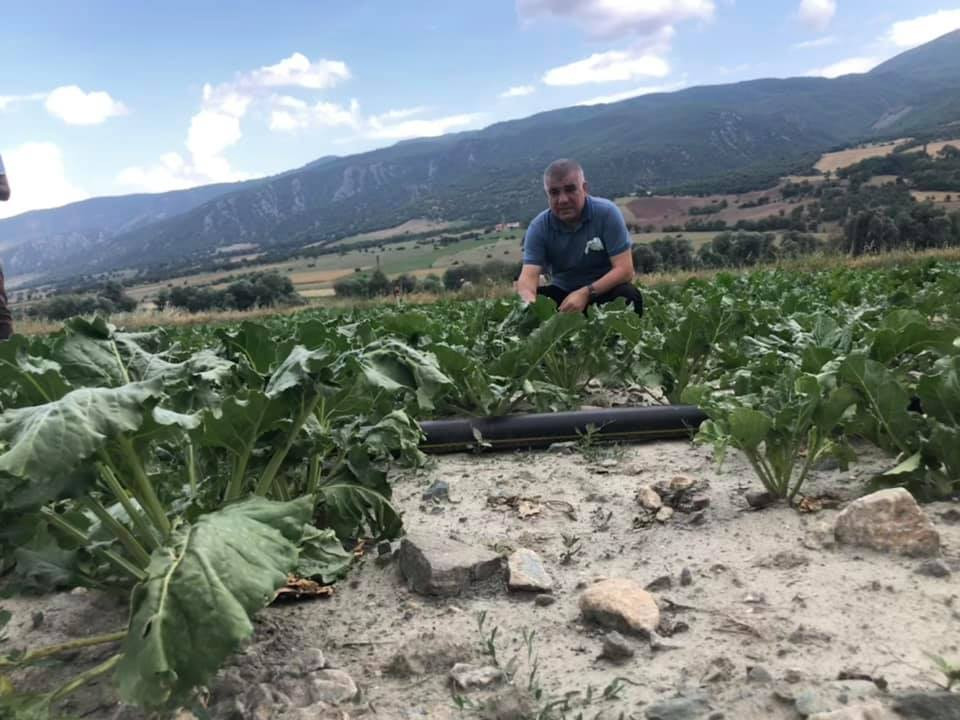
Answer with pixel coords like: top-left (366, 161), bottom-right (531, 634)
top-left (814, 139), bottom-right (909, 173)
top-left (2, 260), bottom-right (959, 717)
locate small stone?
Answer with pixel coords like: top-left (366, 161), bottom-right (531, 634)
top-left (548, 441), bottom-right (576, 452)
top-left (309, 669), bottom-right (358, 706)
top-left (680, 568), bottom-right (693, 586)
top-left (656, 507), bottom-right (674, 522)
top-left (747, 666), bottom-right (773, 684)
top-left (645, 693), bottom-right (713, 719)
top-left (916, 559), bottom-right (951, 578)
top-left (422, 480), bottom-right (449, 501)
top-left (600, 631), bottom-right (635, 662)
top-left (399, 531), bottom-right (503, 596)
top-left (508, 549), bottom-right (554, 593)
top-left (534, 593), bottom-right (556, 607)
top-left (580, 578), bottom-right (661, 636)
top-left (449, 663), bottom-right (503, 690)
top-left (892, 691), bottom-right (960, 719)
top-left (833, 488), bottom-right (940, 557)
top-left (685, 495), bottom-right (711, 512)
top-left (646, 575), bottom-right (673, 591)
top-left (746, 491), bottom-right (775, 509)
top-left (670, 476), bottom-right (696, 493)
top-left (600, 458), bottom-right (619, 468)
top-left (687, 510), bottom-right (708, 526)
top-left (376, 541), bottom-right (392, 556)
top-left (636, 486), bottom-right (663, 511)
top-left (808, 703), bottom-right (899, 720)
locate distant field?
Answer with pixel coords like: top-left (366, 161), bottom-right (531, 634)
top-left (814, 139), bottom-right (909, 173)
top-left (864, 175), bottom-right (899, 187)
top-left (621, 189), bottom-right (803, 230)
top-left (324, 219), bottom-right (463, 247)
top-left (904, 138), bottom-right (960, 157)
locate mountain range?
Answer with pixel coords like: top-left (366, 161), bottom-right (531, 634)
top-left (5, 30), bottom-right (960, 286)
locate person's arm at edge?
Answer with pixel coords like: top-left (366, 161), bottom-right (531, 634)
top-left (516, 217), bottom-right (546, 303)
top-left (0, 174), bottom-right (9, 202)
top-left (516, 263), bottom-right (542, 303)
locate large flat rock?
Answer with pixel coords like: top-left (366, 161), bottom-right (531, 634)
top-left (399, 530), bottom-right (503, 596)
top-left (833, 488), bottom-right (940, 557)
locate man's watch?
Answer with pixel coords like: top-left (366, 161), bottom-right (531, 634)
top-left (587, 283), bottom-right (598, 300)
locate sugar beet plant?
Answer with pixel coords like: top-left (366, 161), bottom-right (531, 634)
top-left (0, 317), bottom-right (439, 717)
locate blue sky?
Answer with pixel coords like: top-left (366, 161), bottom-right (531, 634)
top-left (1, 0), bottom-right (958, 219)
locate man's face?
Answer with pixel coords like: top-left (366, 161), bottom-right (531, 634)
top-left (545, 170), bottom-right (587, 224)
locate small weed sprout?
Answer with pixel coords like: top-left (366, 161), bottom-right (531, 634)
top-left (560, 534), bottom-right (583, 565)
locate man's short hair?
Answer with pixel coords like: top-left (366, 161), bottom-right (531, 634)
top-left (543, 158), bottom-right (584, 185)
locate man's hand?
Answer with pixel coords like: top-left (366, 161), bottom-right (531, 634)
top-left (559, 287), bottom-right (590, 313)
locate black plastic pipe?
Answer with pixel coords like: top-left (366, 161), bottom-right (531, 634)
top-left (419, 405), bottom-right (708, 453)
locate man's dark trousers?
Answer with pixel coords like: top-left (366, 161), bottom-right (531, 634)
top-left (536, 283), bottom-right (643, 316)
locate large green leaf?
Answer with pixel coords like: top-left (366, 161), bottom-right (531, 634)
top-left (217, 322), bottom-right (291, 375)
top-left (296, 525), bottom-right (352, 583)
top-left (493, 311), bottom-right (586, 378)
top-left (917, 356), bottom-right (960, 425)
top-left (359, 340), bottom-right (453, 412)
top-left (114, 495), bottom-right (312, 709)
top-left (49, 317), bottom-right (129, 388)
top-left (0, 381), bottom-right (163, 500)
top-left (728, 407), bottom-right (772, 450)
top-left (316, 483), bottom-right (402, 540)
top-left (265, 345), bottom-right (333, 397)
top-left (838, 353), bottom-right (918, 454)
top-left (0, 336), bottom-right (70, 407)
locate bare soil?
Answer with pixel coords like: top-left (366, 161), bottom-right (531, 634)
top-left (4, 439), bottom-right (959, 719)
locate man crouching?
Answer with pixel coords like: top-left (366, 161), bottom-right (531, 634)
top-left (516, 158), bottom-right (642, 315)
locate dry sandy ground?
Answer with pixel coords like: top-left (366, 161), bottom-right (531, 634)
top-left (4, 439), bottom-right (960, 719)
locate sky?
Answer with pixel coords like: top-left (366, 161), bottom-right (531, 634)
top-left (1, 0), bottom-right (959, 220)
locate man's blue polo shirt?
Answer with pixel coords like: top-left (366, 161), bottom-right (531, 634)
top-left (522, 196), bottom-right (632, 291)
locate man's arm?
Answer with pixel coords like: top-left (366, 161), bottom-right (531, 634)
top-left (558, 250), bottom-right (635, 313)
top-left (0, 175), bottom-right (9, 202)
top-left (516, 263), bottom-right (542, 303)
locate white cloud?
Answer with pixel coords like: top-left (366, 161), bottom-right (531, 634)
top-left (44, 85), bottom-right (128, 125)
top-left (516, 0), bottom-right (714, 42)
top-left (807, 56), bottom-right (880, 78)
top-left (793, 35), bottom-right (837, 49)
top-left (797, 0), bottom-right (836, 31)
top-left (245, 53), bottom-right (350, 89)
top-left (120, 51), bottom-right (351, 191)
top-left (543, 50), bottom-right (670, 86)
top-left (577, 81), bottom-right (687, 106)
top-left (0, 142), bottom-right (89, 220)
top-left (0, 92), bottom-right (47, 112)
top-left (366, 112), bottom-right (482, 140)
top-left (500, 85), bottom-right (536, 98)
top-left (268, 97), bottom-right (361, 132)
top-left (377, 107), bottom-right (427, 120)
top-left (888, 9), bottom-right (960, 48)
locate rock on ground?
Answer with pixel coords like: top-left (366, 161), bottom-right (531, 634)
top-left (507, 548), bottom-right (554, 592)
top-left (449, 663), bottom-right (503, 690)
top-left (833, 488), bottom-right (940, 557)
top-left (580, 578), bottom-right (660, 636)
top-left (399, 530), bottom-right (503, 596)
